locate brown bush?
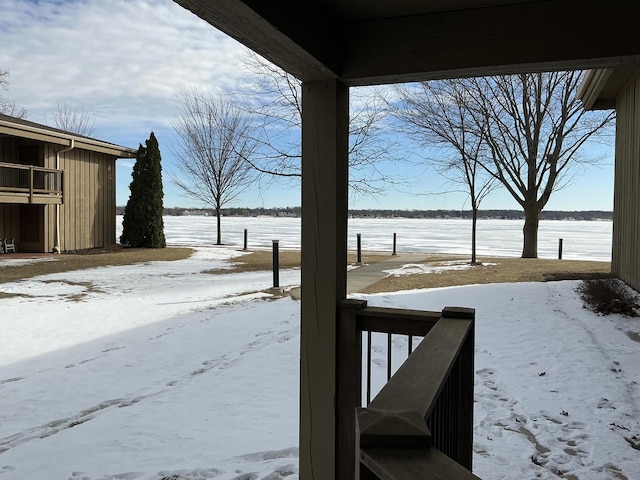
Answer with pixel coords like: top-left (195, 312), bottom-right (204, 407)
top-left (575, 278), bottom-right (640, 317)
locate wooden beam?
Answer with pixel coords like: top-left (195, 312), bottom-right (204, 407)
top-left (0, 126), bottom-right (68, 146)
top-left (337, 299), bottom-right (367, 480)
top-left (341, 0), bottom-right (640, 85)
top-left (174, 0), bottom-right (640, 86)
top-left (300, 79), bottom-right (349, 479)
top-left (578, 67), bottom-right (640, 110)
top-left (577, 69), bottom-right (613, 110)
top-left (173, 0), bottom-right (340, 81)
top-left (360, 446), bottom-right (483, 480)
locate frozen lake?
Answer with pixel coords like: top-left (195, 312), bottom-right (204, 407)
top-left (118, 215), bottom-right (612, 262)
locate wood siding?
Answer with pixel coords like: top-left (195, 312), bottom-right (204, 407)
top-left (0, 203), bottom-right (19, 241)
top-left (44, 145), bottom-right (116, 252)
top-left (613, 74), bottom-right (640, 290)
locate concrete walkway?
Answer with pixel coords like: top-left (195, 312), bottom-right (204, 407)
top-left (289, 252), bottom-right (433, 300)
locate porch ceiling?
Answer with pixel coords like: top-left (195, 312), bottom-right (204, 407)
top-left (174, 0), bottom-right (640, 86)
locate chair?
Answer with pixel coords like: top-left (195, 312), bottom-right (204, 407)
top-left (4, 238), bottom-right (16, 254)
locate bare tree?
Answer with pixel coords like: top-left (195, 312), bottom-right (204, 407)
top-left (391, 79), bottom-right (497, 264)
top-left (393, 71), bottom-right (614, 258)
top-left (172, 87), bottom-right (258, 245)
top-left (467, 71), bottom-right (614, 257)
top-left (239, 52), bottom-right (404, 198)
top-left (47, 102), bottom-right (97, 137)
top-left (0, 69), bottom-right (26, 119)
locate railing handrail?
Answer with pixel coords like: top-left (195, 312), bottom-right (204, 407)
top-left (364, 309), bottom-right (473, 428)
top-left (0, 186), bottom-right (60, 194)
top-left (0, 161), bottom-right (61, 174)
top-left (337, 300), bottom-right (477, 480)
top-left (356, 305), bottom-right (440, 336)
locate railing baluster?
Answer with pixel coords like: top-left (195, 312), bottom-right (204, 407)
top-left (366, 330), bottom-right (372, 405)
top-left (386, 333), bottom-right (392, 381)
top-left (29, 165), bottom-right (34, 201)
top-left (337, 298), bottom-right (366, 480)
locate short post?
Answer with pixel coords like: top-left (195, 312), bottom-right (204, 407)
top-left (392, 233), bottom-right (397, 256)
top-left (272, 240), bottom-right (280, 288)
top-left (558, 238), bottom-right (563, 260)
top-left (357, 233), bottom-right (362, 264)
top-left (243, 229), bottom-right (248, 251)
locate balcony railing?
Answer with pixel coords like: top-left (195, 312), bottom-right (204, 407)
top-left (338, 299), bottom-right (480, 480)
top-left (0, 162), bottom-right (63, 204)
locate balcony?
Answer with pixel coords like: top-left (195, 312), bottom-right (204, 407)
top-left (0, 162), bottom-right (63, 204)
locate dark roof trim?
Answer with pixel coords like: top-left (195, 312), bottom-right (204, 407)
top-left (0, 113), bottom-right (137, 158)
top-left (578, 68), bottom-right (640, 111)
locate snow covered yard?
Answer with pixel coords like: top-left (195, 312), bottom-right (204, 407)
top-left (1, 246), bottom-right (639, 479)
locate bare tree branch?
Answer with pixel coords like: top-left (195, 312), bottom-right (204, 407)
top-left (466, 71), bottom-right (614, 257)
top-left (46, 102), bottom-right (97, 137)
top-left (171, 87), bottom-right (258, 244)
top-left (238, 52), bottom-right (410, 199)
top-left (0, 69), bottom-right (26, 119)
top-left (391, 71), bottom-right (614, 258)
top-left (391, 79), bottom-right (498, 263)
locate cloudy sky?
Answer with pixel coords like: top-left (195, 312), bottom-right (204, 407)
top-left (0, 0), bottom-right (616, 211)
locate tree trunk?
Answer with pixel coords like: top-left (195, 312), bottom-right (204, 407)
top-left (216, 207), bottom-right (222, 245)
top-left (522, 207), bottom-right (540, 258)
top-left (471, 207), bottom-right (477, 264)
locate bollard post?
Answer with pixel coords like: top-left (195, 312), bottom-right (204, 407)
top-left (558, 238), bottom-right (563, 260)
top-left (357, 233), bottom-right (362, 264)
top-left (243, 229), bottom-right (248, 251)
top-left (272, 240), bottom-right (280, 288)
top-left (392, 233), bottom-right (397, 256)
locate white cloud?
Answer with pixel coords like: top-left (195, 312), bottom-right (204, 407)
top-left (0, 0), bottom-right (251, 131)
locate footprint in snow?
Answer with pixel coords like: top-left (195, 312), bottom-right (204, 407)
top-left (0, 377), bottom-right (24, 385)
top-left (155, 467), bottom-right (223, 479)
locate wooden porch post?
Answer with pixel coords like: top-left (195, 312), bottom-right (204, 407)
top-left (300, 79), bottom-right (349, 480)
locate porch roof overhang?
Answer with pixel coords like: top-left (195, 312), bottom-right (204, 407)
top-left (578, 67), bottom-right (640, 110)
top-left (174, 0), bottom-right (640, 87)
top-left (0, 115), bottom-right (137, 158)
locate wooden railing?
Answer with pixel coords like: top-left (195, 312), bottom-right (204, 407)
top-left (338, 299), bottom-right (480, 480)
top-left (0, 162), bottom-right (63, 203)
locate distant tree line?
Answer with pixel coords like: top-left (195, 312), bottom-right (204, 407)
top-left (115, 206), bottom-right (612, 221)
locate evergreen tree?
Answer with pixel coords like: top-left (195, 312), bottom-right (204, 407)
top-left (120, 132), bottom-right (166, 248)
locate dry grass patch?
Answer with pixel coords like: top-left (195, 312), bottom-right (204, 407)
top-left (360, 256), bottom-right (612, 294)
top-left (0, 246), bottom-right (194, 284)
top-left (207, 250), bottom-right (301, 274)
top-left (207, 249), bottom-right (395, 274)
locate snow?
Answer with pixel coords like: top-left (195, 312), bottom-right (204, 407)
top-left (382, 259), bottom-right (498, 276)
top-left (132, 215), bottom-right (613, 261)
top-left (0, 219), bottom-right (638, 480)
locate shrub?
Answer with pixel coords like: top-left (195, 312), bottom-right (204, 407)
top-left (120, 132), bottom-right (166, 248)
top-left (575, 278), bottom-right (640, 317)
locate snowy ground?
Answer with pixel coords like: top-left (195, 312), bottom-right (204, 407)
top-left (1, 246), bottom-right (639, 480)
